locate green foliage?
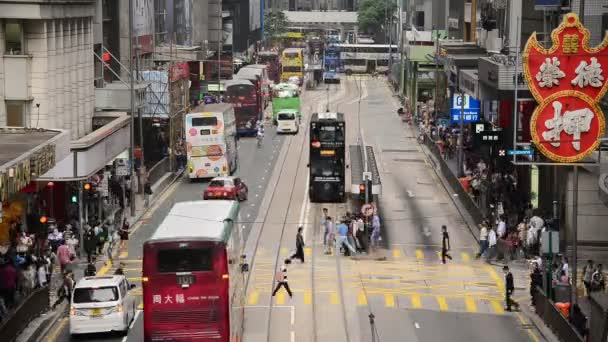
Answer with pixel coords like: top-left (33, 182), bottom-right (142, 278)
top-left (357, 0), bottom-right (398, 33)
top-left (264, 11), bottom-right (290, 41)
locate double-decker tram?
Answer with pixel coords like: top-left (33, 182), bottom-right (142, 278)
top-left (309, 112), bottom-right (346, 203)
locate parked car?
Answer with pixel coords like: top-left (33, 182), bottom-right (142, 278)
top-left (69, 275), bottom-right (136, 337)
top-left (203, 176), bottom-right (248, 201)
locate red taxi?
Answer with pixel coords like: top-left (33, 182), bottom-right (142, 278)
top-left (203, 176), bottom-right (248, 201)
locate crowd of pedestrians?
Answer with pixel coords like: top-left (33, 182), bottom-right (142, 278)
top-left (319, 208), bottom-right (381, 257)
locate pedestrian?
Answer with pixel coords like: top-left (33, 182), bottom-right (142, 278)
top-left (583, 260), bottom-right (595, 296)
top-left (530, 262), bottom-right (543, 305)
top-left (321, 208), bottom-right (329, 245)
top-left (84, 256), bottom-right (97, 277)
top-left (144, 179), bottom-right (153, 207)
top-left (84, 227), bottom-right (97, 263)
top-left (592, 264), bottom-right (605, 292)
top-left (477, 222), bottom-right (488, 258)
top-left (36, 260), bottom-right (47, 288)
top-left (370, 213), bottom-right (381, 251)
top-left (336, 220), bottom-right (356, 256)
top-left (504, 265), bottom-right (515, 311)
top-left (497, 215), bottom-right (507, 239)
top-left (355, 216), bottom-right (368, 253)
top-left (272, 259), bottom-right (293, 298)
top-left (561, 256), bottom-right (569, 278)
top-left (56, 240), bottom-right (73, 273)
top-left (0, 260), bottom-right (17, 308)
top-left (290, 227), bottom-right (305, 263)
top-left (487, 227), bottom-right (497, 261)
top-left (324, 216), bottom-right (335, 255)
top-left (65, 232), bottom-right (79, 258)
top-left (441, 225), bottom-right (452, 264)
top-left (52, 271), bottom-right (75, 309)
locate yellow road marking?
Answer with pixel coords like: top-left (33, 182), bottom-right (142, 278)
top-left (384, 294), bottom-right (395, 307)
top-left (461, 252), bottom-right (470, 262)
top-left (119, 250), bottom-right (128, 258)
top-left (129, 178), bottom-right (181, 236)
top-left (276, 292), bottom-right (286, 305)
top-left (436, 296), bottom-right (448, 311)
top-left (485, 265), bottom-right (505, 293)
top-left (128, 277), bottom-right (143, 282)
top-left (411, 295), bottom-right (422, 308)
top-left (47, 317), bottom-right (68, 342)
top-left (304, 291), bottom-right (312, 305)
top-left (304, 247), bottom-right (312, 256)
top-left (280, 247), bottom-right (289, 256)
top-left (491, 300), bottom-right (505, 314)
top-left (516, 313), bottom-right (540, 342)
top-left (393, 249), bottom-right (402, 258)
top-left (465, 296), bottom-right (477, 313)
top-left (437, 251), bottom-right (443, 260)
top-left (248, 291), bottom-right (259, 305)
top-left (98, 261), bottom-right (112, 276)
top-left (138, 303), bottom-right (144, 310)
top-left (357, 291), bottom-right (367, 306)
top-left (415, 250), bottom-right (424, 260)
top-left (330, 292), bottom-right (340, 305)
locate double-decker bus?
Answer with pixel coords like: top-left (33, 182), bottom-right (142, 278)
top-left (143, 200), bottom-right (245, 342)
top-left (235, 65), bottom-right (270, 109)
top-left (225, 79), bottom-right (261, 136)
top-left (257, 51), bottom-right (281, 84)
top-left (185, 103), bottom-right (238, 179)
top-left (271, 83), bottom-right (301, 125)
top-left (309, 112), bottom-right (346, 203)
top-left (323, 43), bottom-right (341, 83)
top-left (337, 44), bottom-right (398, 74)
top-left (281, 48), bottom-right (304, 85)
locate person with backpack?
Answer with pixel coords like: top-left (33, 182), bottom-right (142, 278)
top-left (272, 259), bottom-right (293, 298)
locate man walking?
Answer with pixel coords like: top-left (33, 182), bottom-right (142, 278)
top-left (272, 259), bottom-right (293, 298)
top-left (336, 220), bottom-right (357, 256)
top-left (324, 216), bottom-right (335, 255)
top-left (583, 260), bottom-right (595, 296)
top-left (321, 208), bottom-right (328, 245)
top-left (504, 265), bottom-right (516, 311)
top-left (290, 227), bottom-right (305, 263)
top-left (477, 222), bottom-right (488, 258)
top-left (441, 225), bottom-right (452, 264)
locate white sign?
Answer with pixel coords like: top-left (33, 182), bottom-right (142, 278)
top-left (99, 172), bottom-right (110, 197)
top-left (116, 159), bottom-right (129, 176)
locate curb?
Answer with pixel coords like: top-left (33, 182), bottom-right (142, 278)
top-left (28, 171), bottom-right (183, 342)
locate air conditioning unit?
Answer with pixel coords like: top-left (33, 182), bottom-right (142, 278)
top-left (485, 30), bottom-right (502, 54)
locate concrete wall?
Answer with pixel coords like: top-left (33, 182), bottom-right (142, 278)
top-left (564, 168), bottom-right (608, 244)
top-left (192, 0), bottom-right (209, 48)
top-left (208, 0), bottom-right (222, 53)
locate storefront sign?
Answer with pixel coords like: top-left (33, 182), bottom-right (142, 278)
top-left (450, 94), bottom-right (481, 123)
top-left (523, 13), bottom-right (608, 163)
top-left (0, 144), bottom-right (56, 202)
top-left (170, 62), bottom-right (190, 82)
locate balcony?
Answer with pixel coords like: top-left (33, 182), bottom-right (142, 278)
top-left (94, 81), bottom-right (147, 112)
top-left (3, 55), bottom-right (32, 100)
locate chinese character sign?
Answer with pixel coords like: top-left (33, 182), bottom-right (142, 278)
top-left (523, 13), bottom-right (608, 162)
top-left (450, 94), bottom-right (481, 123)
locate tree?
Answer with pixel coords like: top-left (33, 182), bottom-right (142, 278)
top-left (357, 0), bottom-right (397, 36)
top-left (264, 11), bottom-right (290, 42)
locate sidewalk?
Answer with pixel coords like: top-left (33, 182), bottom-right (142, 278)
top-left (15, 170), bottom-right (182, 342)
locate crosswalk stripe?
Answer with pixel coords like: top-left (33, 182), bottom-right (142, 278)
top-left (393, 249), bottom-right (402, 258)
top-left (491, 300), bottom-right (504, 314)
top-left (415, 250), bottom-right (424, 260)
top-left (276, 292), bottom-right (286, 305)
top-left (461, 252), bottom-right (470, 262)
top-left (248, 291), bottom-right (259, 305)
top-left (384, 294), bottom-right (395, 307)
top-left (119, 250), bottom-right (128, 258)
top-left (330, 292), bottom-right (340, 305)
top-left (304, 247), bottom-right (312, 256)
top-left (128, 277), bottom-right (142, 282)
top-left (304, 291), bottom-right (312, 305)
top-left (436, 296), bottom-right (448, 311)
top-left (357, 291), bottom-right (367, 306)
top-left (436, 251), bottom-right (443, 260)
top-left (465, 296), bottom-right (477, 313)
top-left (280, 247), bottom-right (289, 256)
top-left (411, 295), bottom-right (422, 308)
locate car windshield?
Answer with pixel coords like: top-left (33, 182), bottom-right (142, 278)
top-left (209, 179), bottom-right (232, 187)
top-left (278, 112), bottom-right (296, 120)
top-left (73, 286), bottom-right (119, 303)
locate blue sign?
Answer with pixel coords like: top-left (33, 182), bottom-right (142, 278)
top-left (507, 150), bottom-right (534, 156)
top-left (450, 94), bottom-right (481, 123)
top-left (534, 0), bottom-right (561, 8)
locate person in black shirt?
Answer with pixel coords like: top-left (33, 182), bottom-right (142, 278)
top-left (530, 263), bottom-right (543, 305)
top-left (290, 227), bottom-right (305, 263)
top-left (441, 225), bottom-right (452, 264)
top-left (504, 265), bottom-right (515, 311)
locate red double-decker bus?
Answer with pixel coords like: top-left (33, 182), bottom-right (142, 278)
top-left (142, 200), bottom-right (246, 342)
top-left (256, 51), bottom-right (280, 84)
top-left (225, 78), bottom-right (261, 136)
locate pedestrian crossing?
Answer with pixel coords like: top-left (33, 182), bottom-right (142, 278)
top-left (245, 289), bottom-right (507, 314)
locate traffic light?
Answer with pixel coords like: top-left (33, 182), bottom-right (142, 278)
top-left (358, 184), bottom-right (367, 204)
top-left (70, 194), bottom-right (78, 203)
top-left (359, 179), bottom-right (373, 204)
top-left (83, 182), bottom-right (94, 191)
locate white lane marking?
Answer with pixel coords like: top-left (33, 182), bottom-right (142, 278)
top-left (291, 305), bottom-right (295, 325)
top-left (122, 310), bottom-right (143, 341)
top-left (291, 331), bottom-right (295, 342)
top-left (415, 322), bottom-right (420, 329)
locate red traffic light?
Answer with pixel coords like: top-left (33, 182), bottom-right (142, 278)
top-left (359, 184), bottom-right (366, 191)
top-left (47, 182), bottom-right (55, 188)
top-left (40, 216), bottom-right (48, 224)
top-left (83, 183), bottom-right (92, 191)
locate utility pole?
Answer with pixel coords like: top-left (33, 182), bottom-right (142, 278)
top-left (398, 0), bottom-right (404, 99)
top-left (457, 91), bottom-right (465, 177)
top-left (434, 25), bottom-right (439, 120)
top-left (218, 0), bottom-right (222, 99)
top-left (128, 0), bottom-right (136, 217)
top-left (580, 0), bottom-right (585, 24)
top-left (136, 36), bottom-right (144, 172)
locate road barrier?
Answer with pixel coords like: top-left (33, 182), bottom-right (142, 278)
top-left (532, 287), bottom-right (585, 342)
top-left (1, 286), bottom-right (50, 342)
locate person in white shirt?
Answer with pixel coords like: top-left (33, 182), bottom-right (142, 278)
top-left (478, 223), bottom-right (489, 258)
top-left (487, 228), bottom-right (497, 261)
top-left (497, 216), bottom-right (507, 239)
top-left (562, 256), bottom-right (569, 278)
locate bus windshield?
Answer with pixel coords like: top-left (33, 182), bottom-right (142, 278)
top-left (192, 117), bottom-right (218, 127)
top-left (157, 248), bottom-right (213, 273)
top-left (283, 66), bottom-right (302, 72)
top-left (318, 126), bottom-right (344, 141)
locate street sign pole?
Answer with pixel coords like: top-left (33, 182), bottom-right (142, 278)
top-left (457, 92), bottom-right (465, 177)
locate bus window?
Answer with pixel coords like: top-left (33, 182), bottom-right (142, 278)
top-left (285, 52), bottom-right (300, 59)
top-left (157, 248), bottom-right (213, 273)
top-left (283, 66), bottom-right (302, 72)
top-left (319, 125), bottom-right (344, 141)
top-left (192, 117), bottom-right (218, 127)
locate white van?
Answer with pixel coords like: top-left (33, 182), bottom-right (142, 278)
top-left (276, 109), bottom-right (300, 134)
top-left (70, 275), bottom-right (137, 336)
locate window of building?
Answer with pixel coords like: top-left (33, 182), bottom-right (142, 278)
top-left (6, 101), bottom-right (25, 127)
top-left (416, 11), bottom-right (425, 30)
top-left (5, 22), bottom-right (24, 55)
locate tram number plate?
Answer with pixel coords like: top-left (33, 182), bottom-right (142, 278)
top-left (177, 274), bottom-right (194, 286)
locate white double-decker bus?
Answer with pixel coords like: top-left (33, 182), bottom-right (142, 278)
top-left (337, 44), bottom-right (398, 74)
top-left (185, 103), bottom-right (238, 179)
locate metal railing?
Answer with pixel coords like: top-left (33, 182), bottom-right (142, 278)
top-left (147, 157), bottom-right (170, 186)
top-left (1, 286), bottom-right (50, 341)
top-left (532, 287), bottom-right (585, 342)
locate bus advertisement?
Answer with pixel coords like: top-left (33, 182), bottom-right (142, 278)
top-left (337, 44), bottom-right (398, 74)
top-left (142, 200), bottom-right (245, 342)
top-left (271, 83), bottom-right (301, 124)
top-left (185, 104), bottom-right (238, 179)
top-left (281, 48), bottom-right (304, 85)
top-left (257, 51), bottom-right (281, 84)
top-left (309, 112), bottom-right (346, 203)
top-left (225, 79), bottom-right (261, 136)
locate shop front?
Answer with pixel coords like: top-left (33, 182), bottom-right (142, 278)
top-left (0, 128), bottom-right (70, 247)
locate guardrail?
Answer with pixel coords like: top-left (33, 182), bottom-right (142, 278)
top-left (532, 287), bottom-right (585, 342)
top-left (147, 156), bottom-right (170, 185)
top-left (0, 286), bottom-right (50, 341)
